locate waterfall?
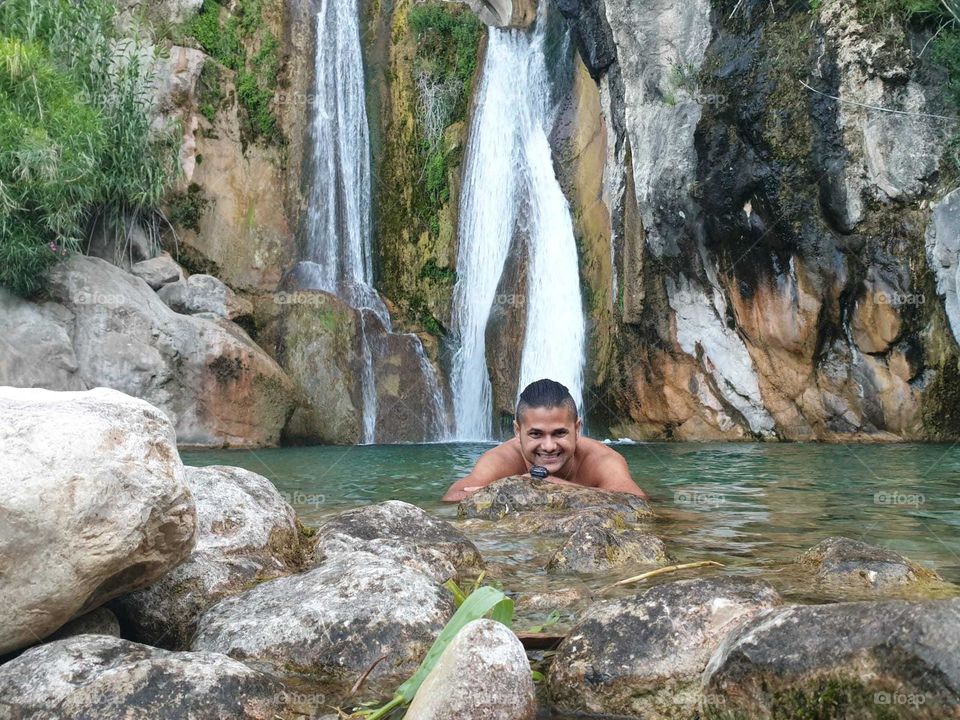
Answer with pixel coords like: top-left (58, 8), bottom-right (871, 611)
top-left (300, 0), bottom-right (449, 443)
top-left (450, 3), bottom-right (585, 440)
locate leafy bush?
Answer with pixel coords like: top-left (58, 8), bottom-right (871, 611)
top-left (190, 0), bottom-right (282, 146)
top-left (0, 0), bottom-right (179, 296)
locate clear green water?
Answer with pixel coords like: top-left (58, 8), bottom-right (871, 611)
top-left (182, 441), bottom-right (960, 611)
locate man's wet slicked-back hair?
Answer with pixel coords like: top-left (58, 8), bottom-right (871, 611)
top-left (516, 379), bottom-right (578, 425)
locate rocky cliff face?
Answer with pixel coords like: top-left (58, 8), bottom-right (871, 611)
top-left (542, 0), bottom-right (960, 440)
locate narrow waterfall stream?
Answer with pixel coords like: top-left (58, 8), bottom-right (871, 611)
top-left (300, 0), bottom-right (448, 442)
top-left (451, 3), bottom-right (586, 440)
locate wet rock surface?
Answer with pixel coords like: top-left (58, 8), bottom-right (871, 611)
top-left (0, 635), bottom-right (287, 720)
top-left (191, 551), bottom-right (454, 697)
top-left (546, 524), bottom-right (670, 573)
top-left (312, 500), bottom-right (483, 583)
top-left (549, 576), bottom-right (783, 718)
top-left (702, 598), bottom-right (960, 719)
top-left (458, 476), bottom-right (654, 522)
top-left (114, 465), bottom-right (308, 650)
top-left (798, 537), bottom-right (944, 593)
top-left (0, 387), bottom-right (196, 655)
top-left (404, 619), bottom-right (536, 720)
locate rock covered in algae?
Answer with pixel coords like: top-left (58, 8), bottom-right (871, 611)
top-left (191, 551), bottom-right (454, 697)
top-left (701, 598), bottom-right (960, 719)
top-left (458, 475), bottom-right (654, 522)
top-left (0, 386), bottom-right (196, 655)
top-left (546, 523), bottom-right (671, 573)
top-left (549, 576), bottom-right (782, 719)
top-left (0, 635), bottom-right (288, 720)
top-left (312, 500), bottom-right (483, 583)
top-left (114, 465), bottom-right (310, 650)
top-left (404, 619), bottom-right (536, 720)
top-left (798, 536), bottom-right (944, 593)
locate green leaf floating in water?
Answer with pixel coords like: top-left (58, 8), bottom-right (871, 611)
top-left (356, 585), bottom-right (514, 719)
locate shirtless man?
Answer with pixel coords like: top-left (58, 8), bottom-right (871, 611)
top-left (442, 378), bottom-right (649, 502)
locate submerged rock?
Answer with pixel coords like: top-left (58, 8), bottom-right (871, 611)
top-left (404, 619), bottom-right (536, 720)
top-left (0, 387), bottom-right (196, 655)
top-left (702, 598), bottom-right (960, 719)
top-left (0, 635), bottom-right (287, 720)
top-left (114, 465), bottom-right (308, 650)
top-left (191, 552), bottom-right (454, 697)
top-left (546, 524), bottom-right (670, 573)
top-left (312, 500), bottom-right (483, 583)
top-left (549, 576), bottom-right (782, 719)
top-left (458, 476), bottom-right (654, 522)
top-left (798, 536), bottom-right (943, 593)
top-left (515, 586), bottom-right (593, 613)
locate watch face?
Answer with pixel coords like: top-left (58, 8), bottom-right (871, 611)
top-left (530, 465), bottom-right (549, 479)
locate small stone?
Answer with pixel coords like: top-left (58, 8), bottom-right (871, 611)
top-left (405, 619), bottom-right (536, 720)
top-left (546, 525), bottom-right (670, 573)
top-left (798, 536), bottom-right (942, 592)
top-left (46, 608), bottom-right (121, 642)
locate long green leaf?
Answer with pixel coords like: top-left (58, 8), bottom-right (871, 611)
top-left (358, 586), bottom-right (513, 719)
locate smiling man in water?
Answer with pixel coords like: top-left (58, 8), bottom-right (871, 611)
top-left (442, 378), bottom-right (649, 502)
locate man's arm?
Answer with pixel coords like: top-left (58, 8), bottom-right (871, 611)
top-left (588, 452), bottom-right (649, 500)
top-left (441, 442), bottom-right (523, 502)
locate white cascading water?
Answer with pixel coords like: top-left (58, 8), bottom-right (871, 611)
top-left (450, 3), bottom-right (585, 440)
top-left (303, 0), bottom-right (448, 442)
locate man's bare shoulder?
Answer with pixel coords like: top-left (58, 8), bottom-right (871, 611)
top-left (576, 436), bottom-right (623, 459)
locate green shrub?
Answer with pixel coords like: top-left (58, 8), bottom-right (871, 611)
top-left (190, 0), bottom-right (282, 146)
top-left (0, 0), bottom-right (179, 296)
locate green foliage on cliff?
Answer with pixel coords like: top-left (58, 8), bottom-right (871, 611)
top-left (0, 0), bottom-right (179, 296)
top-left (190, 0), bottom-right (282, 146)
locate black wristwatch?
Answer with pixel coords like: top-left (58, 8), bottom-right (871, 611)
top-left (529, 465), bottom-right (549, 479)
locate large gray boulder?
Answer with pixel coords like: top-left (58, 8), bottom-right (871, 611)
top-left (702, 598), bottom-right (960, 719)
top-left (798, 537), bottom-right (944, 594)
top-left (405, 619), bottom-right (536, 720)
top-left (114, 465), bottom-right (309, 650)
top-left (458, 475), bottom-right (654, 522)
top-left (0, 635), bottom-right (288, 720)
top-left (191, 552), bottom-right (454, 697)
top-left (549, 576), bottom-right (782, 719)
top-left (45, 255), bottom-right (296, 447)
top-left (312, 500), bottom-right (483, 583)
top-left (0, 290), bottom-right (84, 390)
top-left (158, 274), bottom-right (253, 321)
top-left (0, 387), bottom-right (196, 655)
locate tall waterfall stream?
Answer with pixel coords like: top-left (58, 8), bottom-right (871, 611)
top-left (450, 4), bottom-right (586, 440)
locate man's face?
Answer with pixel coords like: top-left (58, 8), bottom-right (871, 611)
top-left (513, 404), bottom-right (581, 476)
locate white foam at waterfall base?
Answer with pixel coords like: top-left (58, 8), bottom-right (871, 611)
top-left (451, 1), bottom-right (586, 440)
